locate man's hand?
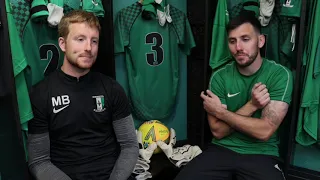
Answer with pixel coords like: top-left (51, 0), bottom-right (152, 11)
top-left (200, 90), bottom-right (225, 117)
top-left (251, 82), bottom-right (270, 109)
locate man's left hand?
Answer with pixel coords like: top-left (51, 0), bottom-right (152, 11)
top-left (200, 90), bottom-right (225, 117)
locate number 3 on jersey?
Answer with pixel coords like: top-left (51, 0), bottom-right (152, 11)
top-left (39, 44), bottom-right (60, 76)
top-left (145, 32), bottom-right (164, 66)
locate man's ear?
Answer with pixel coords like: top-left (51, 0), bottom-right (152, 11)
top-left (258, 34), bottom-right (265, 48)
top-left (58, 37), bottom-right (66, 52)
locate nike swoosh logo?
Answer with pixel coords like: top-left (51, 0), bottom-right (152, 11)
top-left (227, 92), bottom-right (240, 98)
top-left (283, 3), bottom-right (293, 8)
top-left (53, 105), bottom-right (69, 114)
top-left (92, 0), bottom-right (98, 6)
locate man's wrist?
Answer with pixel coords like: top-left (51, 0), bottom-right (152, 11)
top-left (215, 107), bottom-right (227, 120)
top-left (248, 100), bottom-right (258, 112)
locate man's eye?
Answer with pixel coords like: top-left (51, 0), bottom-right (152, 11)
top-left (78, 38), bottom-right (84, 42)
top-left (229, 40), bottom-right (235, 44)
top-left (243, 38), bottom-right (250, 42)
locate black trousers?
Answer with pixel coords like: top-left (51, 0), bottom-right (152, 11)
top-left (174, 144), bottom-right (285, 180)
top-left (128, 174), bottom-right (136, 180)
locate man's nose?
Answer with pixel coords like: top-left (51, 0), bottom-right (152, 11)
top-left (85, 41), bottom-right (92, 51)
top-left (236, 42), bottom-right (242, 51)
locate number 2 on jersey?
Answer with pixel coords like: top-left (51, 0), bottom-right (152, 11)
top-left (145, 33), bottom-right (164, 66)
top-left (39, 44), bottom-right (60, 76)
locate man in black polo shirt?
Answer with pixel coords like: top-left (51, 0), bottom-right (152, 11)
top-left (27, 10), bottom-right (138, 180)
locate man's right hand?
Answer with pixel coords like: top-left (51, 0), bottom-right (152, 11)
top-left (251, 82), bottom-right (270, 109)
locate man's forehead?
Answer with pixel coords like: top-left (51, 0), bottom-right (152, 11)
top-left (69, 22), bottom-right (93, 30)
top-left (228, 23), bottom-right (256, 37)
top-left (68, 23), bottom-right (99, 36)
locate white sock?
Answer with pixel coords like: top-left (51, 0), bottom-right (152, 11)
top-left (157, 5), bottom-right (172, 26)
top-left (259, 0), bottom-right (275, 26)
top-left (47, 3), bottom-right (64, 27)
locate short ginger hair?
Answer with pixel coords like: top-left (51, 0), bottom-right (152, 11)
top-left (58, 10), bottom-right (101, 38)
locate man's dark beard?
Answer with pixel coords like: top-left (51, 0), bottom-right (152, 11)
top-left (236, 50), bottom-right (258, 68)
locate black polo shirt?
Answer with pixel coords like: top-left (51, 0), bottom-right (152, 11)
top-left (28, 69), bottom-right (131, 179)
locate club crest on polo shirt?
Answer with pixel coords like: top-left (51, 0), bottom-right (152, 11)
top-left (92, 95), bottom-right (106, 112)
top-left (283, 0), bottom-right (294, 8)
